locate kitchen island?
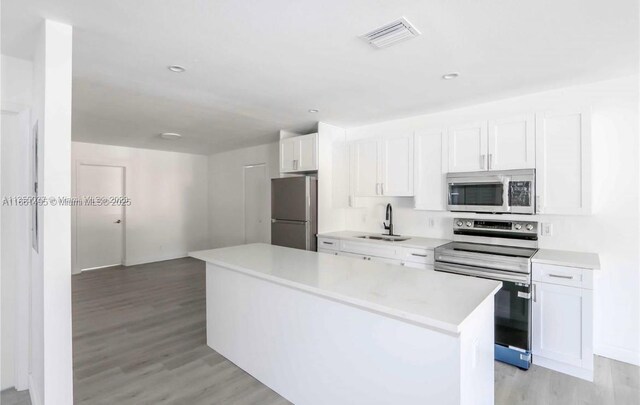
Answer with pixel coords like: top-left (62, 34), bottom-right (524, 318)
top-left (190, 243), bottom-right (501, 405)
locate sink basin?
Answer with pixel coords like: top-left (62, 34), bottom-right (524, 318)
top-left (356, 235), bottom-right (411, 242)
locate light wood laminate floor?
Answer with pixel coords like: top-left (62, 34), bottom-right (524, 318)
top-left (72, 257), bottom-right (639, 405)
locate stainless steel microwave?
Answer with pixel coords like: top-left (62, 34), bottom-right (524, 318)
top-left (446, 169), bottom-right (536, 214)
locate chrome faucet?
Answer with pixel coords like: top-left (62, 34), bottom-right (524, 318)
top-left (383, 203), bottom-right (396, 236)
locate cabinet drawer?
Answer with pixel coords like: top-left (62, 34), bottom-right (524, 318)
top-left (402, 261), bottom-right (434, 271)
top-left (402, 247), bottom-right (434, 265)
top-left (317, 237), bottom-right (339, 251)
top-left (340, 240), bottom-right (401, 259)
top-left (533, 263), bottom-right (592, 289)
top-left (318, 248), bottom-right (339, 256)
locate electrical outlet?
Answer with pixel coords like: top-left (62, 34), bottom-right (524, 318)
top-left (541, 223), bottom-right (553, 236)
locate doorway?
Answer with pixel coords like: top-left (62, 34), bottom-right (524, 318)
top-left (76, 163), bottom-right (125, 271)
top-left (243, 164), bottom-right (269, 244)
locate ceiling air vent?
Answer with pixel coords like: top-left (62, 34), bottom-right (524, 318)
top-left (360, 17), bottom-right (421, 49)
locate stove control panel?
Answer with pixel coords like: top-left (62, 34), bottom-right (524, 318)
top-left (453, 218), bottom-right (538, 235)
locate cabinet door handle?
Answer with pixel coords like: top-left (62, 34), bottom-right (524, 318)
top-left (548, 274), bottom-right (574, 280)
top-left (375, 183), bottom-right (380, 195)
top-left (411, 253), bottom-right (427, 257)
top-left (322, 241), bottom-right (334, 245)
top-left (480, 154), bottom-right (486, 170)
top-left (536, 195), bottom-right (542, 213)
top-left (381, 183), bottom-right (384, 195)
top-left (488, 154), bottom-right (493, 170)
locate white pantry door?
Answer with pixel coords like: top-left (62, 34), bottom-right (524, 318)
top-left (77, 164), bottom-right (124, 271)
top-left (244, 164), bottom-right (269, 244)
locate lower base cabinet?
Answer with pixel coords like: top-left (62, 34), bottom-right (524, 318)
top-left (318, 238), bottom-right (434, 270)
top-left (531, 263), bottom-right (594, 381)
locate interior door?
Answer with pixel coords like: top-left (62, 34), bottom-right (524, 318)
top-left (244, 164), bottom-right (269, 244)
top-left (448, 122), bottom-right (488, 172)
top-left (488, 114), bottom-right (535, 170)
top-left (379, 133), bottom-right (414, 196)
top-left (77, 164), bottom-right (124, 270)
top-left (350, 138), bottom-right (380, 197)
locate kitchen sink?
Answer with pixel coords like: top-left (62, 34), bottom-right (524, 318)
top-left (356, 235), bottom-right (411, 242)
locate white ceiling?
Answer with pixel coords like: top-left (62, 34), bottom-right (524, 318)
top-left (2, 0), bottom-right (638, 155)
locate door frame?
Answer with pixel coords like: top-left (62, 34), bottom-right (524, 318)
top-left (1, 102), bottom-right (32, 391)
top-left (73, 160), bottom-right (128, 274)
top-left (242, 163), bottom-right (268, 244)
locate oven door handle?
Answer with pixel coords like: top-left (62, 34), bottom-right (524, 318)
top-left (435, 262), bottom-right (530, 283)
top-left (436, 253), bottom-right (529, 273)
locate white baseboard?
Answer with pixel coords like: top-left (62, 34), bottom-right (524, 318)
top-left (80, 263), bottom-right (121, 272)
top-left (533, 355), bottom-right (593, 381)
top-left (29, 375), bottom-right (43, 405)
top-left (124, 252), bottom-right (188, 267)
top-left (595, 344), bottom-right (640, 366)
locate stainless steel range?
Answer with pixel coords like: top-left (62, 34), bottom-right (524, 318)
top-left (435, 218), bottom-right (538, 369)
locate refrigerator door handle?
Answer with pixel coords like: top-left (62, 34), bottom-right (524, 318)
top-left (271, 218), bottom-right (309, 224)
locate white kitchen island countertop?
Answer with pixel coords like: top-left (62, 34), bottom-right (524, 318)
top-left (317, 230), bottom-right (450, 250)
top-left (532, 248), bottom-right (600, 270)
top-left (190, 243), bottom-right (501, 334)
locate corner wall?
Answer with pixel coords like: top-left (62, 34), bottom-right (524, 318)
top-left (31, 20), bottom-right (74, 405)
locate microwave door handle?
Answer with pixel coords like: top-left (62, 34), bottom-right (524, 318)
top-left (502, 178), bottom-right (510, 212)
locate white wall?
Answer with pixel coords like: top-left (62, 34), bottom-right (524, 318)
top-left (317, 123), bottom-right (348, 234)
top-left (1, 55), bottom-right (33, 109)
top-left (71, 142), bottom-right (209, 271)
top-left (1, 55), bottom-right (33, 392)
top-left (30, 20), bottom-right (74, 405)
top-left (340, 75), bottom-right (640, 365)
top-left (208, 142), bottom-right (278, 248)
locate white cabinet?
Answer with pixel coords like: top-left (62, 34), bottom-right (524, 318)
top-left (532, 263), bottom-right (593, 381)
top-left (448, 115), bottom-right (535, 173)
top-left (488, 114), bottom-right (535, 170)
top-left (350, 133), bottom-right (414, 197)
top-left (448, 122), bottom-right (488, 172)
top-left (414, 129), bottom-right (447, 210)
top-left (535, 110), bottom-right (591, 215)
top-left (280, 133), bottom-right (318, 173)
top-left (379, 134), bottom-right (414, 196)
top-left (350, 138), bottom-right (380, 197)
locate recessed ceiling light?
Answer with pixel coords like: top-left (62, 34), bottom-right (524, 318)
top-left (442, 72), bottom-right (460, 80)
top-left (159, 132), bottom-right (182, 140)
top-left (308, 109), bottom-right (319, 113)
top-left (168, 65), bottom-right (186, 73)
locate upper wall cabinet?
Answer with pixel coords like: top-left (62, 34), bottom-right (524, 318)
top-left (350, 133), bottom-right (414, 197)
top-left (535, 109), bottom-right (591, 215)
top-left (414, 129), bottom-right (447, 210)
top-left (280, 133), bottom-right (318, 173)
top-left (447, 122), bottom-right (488, 172)
top-left (488, 114), bottom-right (535, 170)
top-left (448, 115), bottom-right (535, 172)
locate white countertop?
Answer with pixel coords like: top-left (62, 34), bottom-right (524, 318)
top-left (317, 230), bottom-right (450, 250)
top-left (533, 248), bottom-right (600, 270)
top-left (190, 243), bottom-right (501, 334)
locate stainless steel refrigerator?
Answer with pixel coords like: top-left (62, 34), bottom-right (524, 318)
top-left (271, 176), bottom-right (317, 251)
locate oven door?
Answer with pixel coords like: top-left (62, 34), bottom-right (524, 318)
top-left (434, 262), bottom-right (531, 353)
top-left (447, 175), bottom-right (510, 213)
